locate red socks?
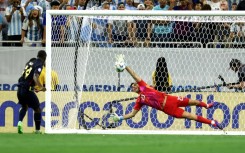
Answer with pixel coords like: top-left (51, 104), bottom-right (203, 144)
top-left (197, 101), bottom-right (208, 108)
top-left (197, 116), bottom-right (212, 125)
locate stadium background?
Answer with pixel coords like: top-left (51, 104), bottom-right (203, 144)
top-left (1, 47), bottom-right (245, 133)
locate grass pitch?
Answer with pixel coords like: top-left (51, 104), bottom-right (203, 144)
top-left (0, 133), bottom-right (244, 153)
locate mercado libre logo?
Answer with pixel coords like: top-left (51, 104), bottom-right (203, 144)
top-left (0, 92), bottom-right (245, 130)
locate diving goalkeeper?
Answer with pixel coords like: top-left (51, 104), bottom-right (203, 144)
top-left (112, 54), bottom-right (223, 130)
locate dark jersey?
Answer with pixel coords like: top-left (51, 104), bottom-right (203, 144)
top-left (18, 58), bottom-right (44, 90)
top-left (238, 64), bottom-right (245, 82)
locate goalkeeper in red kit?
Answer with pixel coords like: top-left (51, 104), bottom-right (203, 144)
top-left (111, 54), bottom-right (223, 130)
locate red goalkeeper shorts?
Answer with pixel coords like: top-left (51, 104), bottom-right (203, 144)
top-left (163, 95), bottom-right (189, 118)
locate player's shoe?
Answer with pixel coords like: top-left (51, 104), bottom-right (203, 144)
top-left (17, 121), bottom-right (23, 134)
top-left (207, 102), bottom-right (219, 109)
top-left (214, 120), bottom-right (223, 130)
top-left (33, 130), bottom-right (43, 134)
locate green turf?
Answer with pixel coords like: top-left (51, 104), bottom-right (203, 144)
top-left (0, 134), bottom-right (244, 153)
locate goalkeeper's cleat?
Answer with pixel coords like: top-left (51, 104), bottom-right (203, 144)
top-left (214, 120), bottom-right (223, 130)
top-left (207, 102), bottom-right (219, 109)
top-left (17, 121), bottom-right (23, 134)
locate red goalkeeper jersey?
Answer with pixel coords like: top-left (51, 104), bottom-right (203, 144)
top-left (134, 80), bottom-right (166, 111)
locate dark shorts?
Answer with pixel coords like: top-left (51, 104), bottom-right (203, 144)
top-left (17, 87), bottom-right (40, 110)
top-left (163, 95), bottom-right (189, 118)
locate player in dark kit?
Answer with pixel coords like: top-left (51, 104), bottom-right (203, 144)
top-left (17, 50), bottom-right (46, 134)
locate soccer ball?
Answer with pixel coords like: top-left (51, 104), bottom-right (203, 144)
top-left (116, 63), bottom-right (125, 72)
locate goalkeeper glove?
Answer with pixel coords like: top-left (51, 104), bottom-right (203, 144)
top-left (115, 54), bottom-right (126, 72)
top-left (110, 113), bottom-right (124, 122)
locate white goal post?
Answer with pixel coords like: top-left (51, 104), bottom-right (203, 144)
top-left (45, 10), bottom-right (245, 135)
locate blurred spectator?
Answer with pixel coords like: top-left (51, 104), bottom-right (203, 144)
top-left (85, 0), bottom-right (101, 8)
top-left (204, 0), bottom-right (230, 48)
top-left (79, 1), bottom-right (100, 43)
top-left (64, 3), bottom-right (77, 9)
top-left (5, 0), bottom-right (27, 46)
top-left (227, 22), bottom-right (245, 48)
top-left (108, 2), bottom-right (136, 47)
top-left (150, 19), bottom-right (175, 48)
top-left (59, 0), bottom-right (69, 9)
top-left (153, 0), bottom-right (159, 5)
top-left (125, 0), bottom-right (137, 10)
top-left (105, 0), bottom-right (117, 10)
top-left (231, 2), bottom-right (237, 10)
top-left (133, 4), bottom-right (151, 47)
top-left (90, 2), bottom-right (112, 47)
top-left (138, 3), bottom-right (154, 47)
top-left (205, 0), bottom-right (221, 10)
top-left (137, 3), bottom-right (145, 9)
top-left (171, 0), bottom-right (193, 47)
top-left (22, 0), bottom-right (40, 15)
top-left (199, 0), bottom-right (206, 5)
top-left (168, 0), bottom-right (175, 10)
top-left (111, 0), bottom-right (125, 6)
top-left (146, 4), bottom-right (154, 9)
top-left (38, 0), bottom-right (51, 15)
top-left (236, 0), bottom-right (245, 10)
top-left (153, 0), bottom-right (169, 10)
top-left (77, 0), bottom-right (95, 10)
top-left (202, 3), bottom-right (212, 10)
top-left (51, 0), bottom-right (66, 46)
top-left (67, 0), bottom-right (79, 7)
top-left (59, 0), bottom-right (79, 9)
top-left (42, 12), bottom-right (46, 46)
top-left (0, 0), bottom-right (9, 46)
top-left (192, 4), bottom-right (216, 48)
top-left (144, 0), bottom-right (154, 9)
top-left (220, 0), bottom-right (228, 10)
top-left (151, 0), bottom-right (174, 47)
top-left (213, 0), bottom-right (230, 48)
top-left (77, 0), bottom-right (86, 9)
top-left (21, 5), bottom-right (43, 47)
top-left (172, 0), bottom-right (192, 10)
top-left (125, 0), bottom-right (137, 47)
top-left (174, 21), bottom-right (193, 47)
top-left (133, 0), bottom-right (143, 7)
top-left (193, 2), bottom-right (202, 10)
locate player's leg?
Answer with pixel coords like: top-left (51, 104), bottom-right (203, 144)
top-left (187, 99), bottom-right (219, 109)
top-left (164, 95), bottom-right (223, 129)
top-left (169, 95), bottom-right (210, 109)
top-left (28, 92), bottom-right (42, 133)
top-left (181, 111), bottom-right (223, 130)
top-left (18, 104), bottom-right (28, 134)
top-left (33, 107), bottom-right (42, 134)
top-left (17, 88), bottom-right (28, 134)
top-left (165, 95), bottom-right (213, 125)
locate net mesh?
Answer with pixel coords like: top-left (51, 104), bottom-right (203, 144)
top-left (47, 13), bottom-right (245, 134)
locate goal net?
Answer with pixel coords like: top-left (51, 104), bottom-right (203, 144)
top-left (45, 10), bottom-right (245, 135)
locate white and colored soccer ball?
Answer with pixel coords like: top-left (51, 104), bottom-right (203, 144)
top-left (116, 63), bottom-right (125, 72)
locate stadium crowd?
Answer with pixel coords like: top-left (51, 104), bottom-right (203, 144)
top-left (0, 0), bottom-right (244, 48)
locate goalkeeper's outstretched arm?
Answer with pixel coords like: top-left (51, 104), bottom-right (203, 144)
top-left (125, 66), bottom-right (141, 83)
top-left (115, 54), bottom-right (141, 83)
top-left (123, 109), bottom-right (139, 119)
